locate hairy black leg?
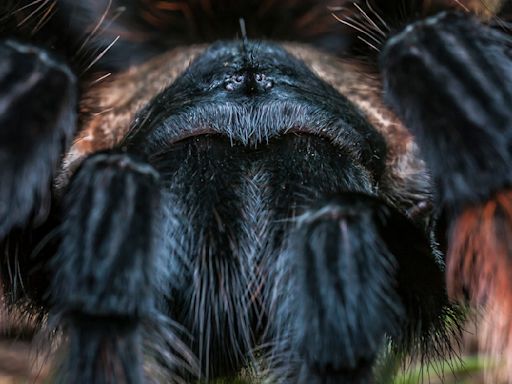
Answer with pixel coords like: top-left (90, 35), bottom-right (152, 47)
top-left (380, 11), bottom-right (512, 373)
top-left (0, 40), bottom-right (76, 238)
top-left (269, 193), bottom-right (460, 383)
top-left (51, 153), bottom-right (160, 384)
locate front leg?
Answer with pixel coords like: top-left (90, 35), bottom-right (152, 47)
top-left (380, 11), bottom-right (512, 376)
top-left (0, 40), bottom-right (77, 237)
top-left (268, 193), bottom-right (457, 383)
top-left (51, 152), bottom-right (160, 383)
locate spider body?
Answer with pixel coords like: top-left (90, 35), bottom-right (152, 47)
top-left (0, 1), bottom-right (511, 383)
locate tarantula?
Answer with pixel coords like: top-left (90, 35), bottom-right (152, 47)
top-left (0, 0), bottom-right (511, 383)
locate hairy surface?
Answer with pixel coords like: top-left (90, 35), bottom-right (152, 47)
top-left (0, 0), bottom-right (511, 383)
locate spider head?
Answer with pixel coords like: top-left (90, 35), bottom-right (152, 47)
top-left (125, 40), bottom-right (387, 183)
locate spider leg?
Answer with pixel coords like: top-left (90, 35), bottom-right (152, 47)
top-left (380, 11), bottom-right (512, 373)
top-left (269, 193), bottom-right (460, 383)
top-left (50, 152), bottom-right (160, 384)
top-left (0, 40), bottom-right (76, 238)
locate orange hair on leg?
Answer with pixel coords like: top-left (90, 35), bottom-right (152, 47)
top-left (448, 190), bottom-right (512, 378)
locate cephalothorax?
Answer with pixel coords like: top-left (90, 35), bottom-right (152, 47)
top-left (0, 1), bottom-right (511, 383)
